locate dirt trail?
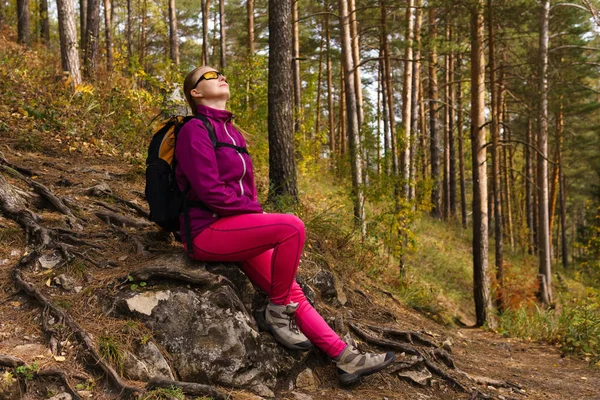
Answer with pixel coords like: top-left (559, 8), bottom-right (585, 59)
top-left (1, 146), bottom-right (599, 399)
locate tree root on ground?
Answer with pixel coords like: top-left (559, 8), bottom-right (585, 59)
top-left (0, 354), bottom-right (25, 368)
top-left (36, 367), bottom-right (82, 400)
top-left (87, 184), bottom-right (150, 219)
top-left (95, 210), bottom-right (152, 229)
top-left (127, 265), bottom-right (233, 289)
top-left (146, 377), bottom-right (228, 400)
top-left (366, 323), bottom-right (440, 347)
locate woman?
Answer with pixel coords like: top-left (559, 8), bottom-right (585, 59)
top-left (175, 66), bottom-right (396, 385)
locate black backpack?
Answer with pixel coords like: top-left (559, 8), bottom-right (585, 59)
top-left (145, 114), bottom-right (248, 255)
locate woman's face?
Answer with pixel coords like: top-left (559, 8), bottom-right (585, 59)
top-left (190, 67), bottom-right (230, 104)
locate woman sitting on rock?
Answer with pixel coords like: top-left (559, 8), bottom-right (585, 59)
top-left (175, 66), bottom-right (396, 385)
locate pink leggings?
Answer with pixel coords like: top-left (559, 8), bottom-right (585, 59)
top-left (190, 213), bottom-right (346, 358)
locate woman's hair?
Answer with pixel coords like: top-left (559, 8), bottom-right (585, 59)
top-left (183, 66), bottom-right (209, 115)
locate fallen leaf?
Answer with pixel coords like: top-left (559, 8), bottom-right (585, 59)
top-left (9, 301), bottom-right (21, 307)
top-left (53, 355), bottom-right (66, 362)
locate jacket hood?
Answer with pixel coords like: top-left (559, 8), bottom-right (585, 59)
top-left (195, 104), bottom-right (234, 122)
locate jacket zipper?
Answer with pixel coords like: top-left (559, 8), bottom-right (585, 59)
top-left (223, 122), bottom-right (246, 196)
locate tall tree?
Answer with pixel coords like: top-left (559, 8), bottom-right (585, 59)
top-left (456, 54), bottom-right (467, 228)
top-left (40, 0), bottom-right (50, 43)
top-left (292, 0), bottom-right (301, 134)
top-left (80, 0), bottom-right (87, 48)
top-left (169, 0), bottom-right (179, 66)
top-left (57, 0), bottom-right (82, 87)
top-left (202, 0), bottom-right (210, 65)
top-left (268, 0), bottom-right (298, 203)
top-left (402, 0), bottom-right (415, 199)
top-left (410, 0), bottom-right (423, 200)
top-left (17, 0), bottom-right (30, 45)
top-left (340, 0), bottom-right (366, 238)
top-left (325, 0), bottom-right (335, 156)
top-left (429, 7), bottom-right (442, 218)
top-left (471, 0), bottom-right (494, 327)
top-left (219, 0), bottom-right (226, 69)
top-left (126, 0), bottom-right (133, 66)
top-left (247, 0), bottom-right (255, 57)
top-left (83, 0), bottom-right (100, 78)
top-left (537, 0), bottom-right (552, 305)
top-left (103, 0), bottom-right (113, 72)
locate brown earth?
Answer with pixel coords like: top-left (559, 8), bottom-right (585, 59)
top-left (1, 142), bottom-right (599, 400)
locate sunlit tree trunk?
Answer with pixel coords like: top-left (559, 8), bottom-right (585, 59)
top-left (247, 0), bottom-right (254, 56)
top-left (126, 0), bottom-right (133, 66)
top-left (401, 0), bottom-right (415, 199)
top-left (325, 0), bottom-right (335, 156)
top-left (349, 0), bottom-right (363, 130)
top-left (488, 0), bottom-right (504, 311)
top-left (443, 23), bottom-right (450, 219)
top-left (140, 0), bottom-right (147, 69)
top-left (202, 0), bottom-right (210, 65)
top-left (501, 88), bottom-right (515, 248)
top-left (456, 54), bottom-right (467, 228)
top-left (549, 100), bottom-right (563, 253)
top-left (471, 0), bottom-right (495, 328)
top-left (292, 0), bottom-right (301, 134)
top-left (537, 0), bottom-right (552, 306)
top-left (339, 71), bottom-right (346, 155)
top-left (381, 0), bottom-right (397, 183)
top-left (410, 0), bottom-right (422, 200)
top-left (80, 0), bottom-right (87, 48)
top-left (314, 35), bottom-right (324, 142)
top-left (381, 56), bottom-right (391, 175)
top-left (448, 25), bottom-right (456, 218)
top-left (377, 63), bottom-right (383, 175)
top-left (57, 0), bottom-right (82, 87)
top-left (168, 0), bottom-right (179, 66)
top-left (17, 0), bottom-right (30, 45)
top-left (103, 0), bottom-right (113, 72)
top-left (340, 0), bottom-right (366, 238)
top-left (268, 0), bottom-right (298, 203)
top-left (219, 0), bottom-right (226, 69)
top-left (429, 7), bottom-right (441, 218)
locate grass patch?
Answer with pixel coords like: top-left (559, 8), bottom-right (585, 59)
top-left (99, 334), bottom-right (124, 373)
top-left (140, 386), bottom-right (186, 400)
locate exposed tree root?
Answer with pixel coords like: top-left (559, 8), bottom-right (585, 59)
top-left (456, 369), bottom-right (522, 390)
top-left (36, 367), bottom-right (82, 400)
top-left (365, 324), bottom-right (439, 347)
top-left (95, 210), bottom-right (152, 229)
top-left (87, 183), bottom-right (150, 219)
top-left (0, 354), bottom-right (25, 368)
top-left (128, 265), bottom-right (233, 289)
top-left (146, 377), bottom-right (228, 400)
top-left (0, 151), bottom-right (36, 176)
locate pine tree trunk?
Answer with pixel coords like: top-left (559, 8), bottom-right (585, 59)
top-left (448, 26), bottom-right (456, 218)
top-left (202, 0), bottom-right (210, 65)
top-left (549, 102), bottom-right (563, 253)
top-left (139, 0), bottom-right (147, 69)
top-left (80, 0), bottom-right (87, 48)
top-left (219, 0), bottom-right (226, 69)
top-left (57, 0), bottom-right (82, 87)
top-left (402, 0), bottom-right (415, 200)
top-left (292, 0), bottom-right (301, 134)
top-left (83, 0), bottom-right (100, 79)
top-left (559, 158), bottom-right (568, 268)
top-left (168, 0), bottom-right (179, 66)
top-left (126, 0), bottom-right (133, 66)
top-left (349, 0), bottom-right (364, 131)
top-left (103, 0), bottom-right (113, 72)
top-left (340, 0), bottom-right (366, 238)
top-left (377, 63), bottom-right (382, 175)
top-left (419, 63), bottom-right (428, 181)
top-left (268, 0), bottom-right (298, 203)
top-left (471, 0), bottom-right (494, 328)
top-left (0, 0), bottom-right (5, 31)
top-left (247, 0), bottom-right (254, 56)
top-left (526, 118), bottom-right (535, 253)
top-left (314, 35), bottom-right (324, 142)
top-left (501, 90), bottom-right (515, 249)
top-left (429, 8), bottom-right (441, 219)
top-left (17, 0), bottom-right (30, 45)
top-left (39, 0), bottom-right (50, 43)
top-left (537, 0), bottom-right (552, 306)
top-left (488, 0), bottom-right (503, 311)
top-left (381, 0), bottom-right (397, 182)
top-left (442, 23), bottom-right (450, 219)
top-left (339, 71), bottom-right (346, 155)
top-left (456, 54), bottom-right (467, 228)
top-left (410, 0), bottom-right (422, 201)
top-left (325, 0), bottom-right (335, 156)
top-left (381, 56), bottom-right (390, 175)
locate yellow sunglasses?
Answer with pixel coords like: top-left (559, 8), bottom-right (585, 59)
top-left (193, 71), bottom-right (226, 88)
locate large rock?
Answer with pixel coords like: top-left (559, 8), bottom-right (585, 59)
top-left (112, 254), bottom-right (301, 396)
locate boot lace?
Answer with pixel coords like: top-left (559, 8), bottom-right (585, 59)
top-left (284, 310), bottom-right (300, 334)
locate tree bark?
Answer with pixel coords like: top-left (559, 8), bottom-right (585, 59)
top-left (103, 0), bottom-right (113, 72)
top-left (501, 89), bottom-right (514, 248)
top-left (268, 0), bottom-right (298, 203)
top-left (247, 0), bottom-right (254, 57)
top-left (314, 34), bottom-right (324, 142)
top-left (381, 0), bottom-right (397, 183)
top-left (488, 0), bottom-right (503, 312)
top-left (0, 0), bottom-right (5, 31)
top-left (471, 0), bottom-right (494, 328)
top-left (340, 0), bottom-right (366, 238)
top-left (80, 0), bottom-right (87, 48)
top-left (126, 0), bottom-right (133, 66)
top-left (292, 0), bottom-right (301, 134)
top-left (139, 0), bottom-right (147, 69)
top-left (381, 56), bottom-right (390, 175)
top-left (39, 0), bottom-right (50, 44)
top-left (559, 156), bottom-right (568, 268)
top-left (402, 0), bottom-right (415, 199)
top-left (537, 0), bottom-right (552, 305)
top-left (202, 0), bottom-right (210, 65)
top-left (410, 0), bottom-right (422, 200)
top-left (325, 0), bottom-right (335, 156)
top-left (429, 7), bottom-right (441, 218)
top-left (168, 0), bottom-right (179, 66)
top-left (57, 0), bottom-right (82, 87)
top-left (525, 118), bottom-right (535, 253)
top-left (83, 0), bottom-right (100, 79)
top-left (219, 0), bottom-right (226, 69)
top-left (349, 0), bottom-right (364, 131)
top-left (549, 101), bottom-right (563, 253)
top-left (448, 25), bottom-right (456, 218)
top-left (17, 0), bottom-right (30, 45)
top-left (456, 54), bottom-right (467, 228)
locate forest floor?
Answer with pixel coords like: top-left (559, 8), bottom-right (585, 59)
top-left (1, 132), bottom-right (599, 400)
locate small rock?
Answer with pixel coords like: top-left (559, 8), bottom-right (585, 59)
top-left (47, 393), bottom-right (72, 400)
top-left (85, 182), bottom-right (112, 196)
top-left (296, 368), bottom-right (318, 391)
top-left (77, 391), bottom-right (93, 398)
top-left (442, 338), bottom-right (453, 352)
top-left (39, 254), bottom-right (61, 269)
top-left (293, 392), bottom-right (313, 400)
top-left (397, 367), bottom-right (432, 386)
top-left (53, 274), bottom-right (76, 291)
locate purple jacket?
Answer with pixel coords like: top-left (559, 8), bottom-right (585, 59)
top-left (175, 105), bottom-right (263, 238)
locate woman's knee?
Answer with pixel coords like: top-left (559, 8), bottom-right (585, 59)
top-left (276, 213), bottom-right (305, 240)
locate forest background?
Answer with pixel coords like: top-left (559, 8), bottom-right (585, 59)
top-left (1, 0), bottom-right (600, 370)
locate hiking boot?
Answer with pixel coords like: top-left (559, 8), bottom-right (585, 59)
top-left (334, 343), bottom-right (396, 385)
top-left (265, 302), bottom-right (313, 351)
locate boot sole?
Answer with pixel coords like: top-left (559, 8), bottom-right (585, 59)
top-left (338, 352), bottom-right (397, 386)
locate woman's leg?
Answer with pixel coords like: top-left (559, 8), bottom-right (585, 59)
top-left (191, 213), bottom-right (305, 304)
top-left (241, 250), bottom-right (346, 359)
